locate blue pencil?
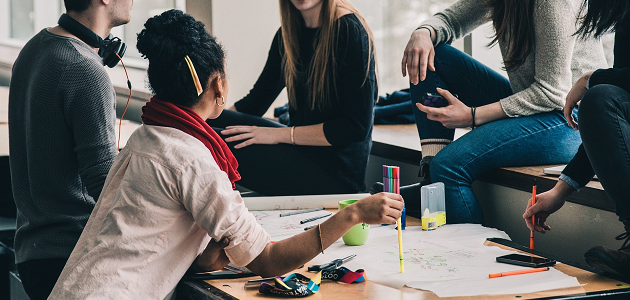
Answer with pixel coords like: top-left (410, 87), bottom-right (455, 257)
top-left (300, 213), bottom-right (332, 224)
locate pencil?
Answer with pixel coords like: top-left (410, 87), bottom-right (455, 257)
top-left (299, 213), bottom-right (332, 224)
top-left (279, 207), bottom-right (324, 217)
top-left (530, 180), bottom-right (537, 253)
top-left (389, 165), bottom-right (404, 273)
top-left (396, 168), bottom-right (404, 273)
top-left (488, 267), bottom-right (549, 278)
top-left (397, 218), bottom-right (404, 273)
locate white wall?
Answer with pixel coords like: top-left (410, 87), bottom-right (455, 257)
top-left (0, 0), bottom-right (8, 39)
top-left (211, 0), bottom-right (286, 116)
top-left (470, 22), bottom-right (507, 78)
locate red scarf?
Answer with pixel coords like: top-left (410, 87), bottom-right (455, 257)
top-left (141, 97), bottom-right (240, 188)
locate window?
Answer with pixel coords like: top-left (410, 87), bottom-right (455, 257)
top-left (0, 0), bottom-right (62, 41)
top-left (354, 0), bottom-right (458, 94)
top-left (0, 0), bottom-right (186, 65)
top-left (9, 0), bottom-right (35, 40)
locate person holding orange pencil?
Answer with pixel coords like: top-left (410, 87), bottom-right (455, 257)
top-left (524, 0), bottom-right (630, 280)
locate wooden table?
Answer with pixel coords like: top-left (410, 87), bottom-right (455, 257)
top-left (176, 216), bottom-right (630, 300)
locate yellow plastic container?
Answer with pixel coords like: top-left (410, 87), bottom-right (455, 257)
top-left (435, 211), bottom-right (446, 227)
top-left (421, 215), bottom-right (437, 231)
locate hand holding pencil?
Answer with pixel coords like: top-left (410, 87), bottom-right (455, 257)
top-left (523, 181), bottom-right (572, 234)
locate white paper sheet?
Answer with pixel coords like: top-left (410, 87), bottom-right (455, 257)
top-left (251, 210), bottom-right (334, 241)
top-left (249, 209), bottom-right (583, 297)
top-left (407, 267), bottom-right (582, 297)
top-left (244, 193), bottom-right (370, 210)
top-left (307, 224), bottom-right (582, 297)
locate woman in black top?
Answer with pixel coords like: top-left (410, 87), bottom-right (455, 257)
top-left (524, 0), bottom-right (630, 279)
top-left (207, 0), bottom-right (377, 196)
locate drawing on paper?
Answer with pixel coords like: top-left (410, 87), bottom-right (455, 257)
top-left (250, 210), bottom-right (334, 240)
top-left (254, 211), bottom-right (273, 221)
top-left (383, 248), bottom-right (459, 273)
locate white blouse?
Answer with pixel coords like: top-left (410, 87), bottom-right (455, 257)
top-left (50, 125), bottom-right (270, 299)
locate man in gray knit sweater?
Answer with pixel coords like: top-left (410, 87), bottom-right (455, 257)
top-left (8, 0), bottom-right (132, 298)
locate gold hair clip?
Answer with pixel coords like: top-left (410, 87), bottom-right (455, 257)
top-left (184, 55), bottom-right (203, 96)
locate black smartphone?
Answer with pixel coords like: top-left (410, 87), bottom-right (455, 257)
top-left (496, 254), bottom-right (556, 268)
top-left (421, 92), bottom-right (449, 108)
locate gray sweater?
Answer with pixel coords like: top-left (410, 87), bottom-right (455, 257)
top-left (9, 29), bottom-right (117, 264)
top-left (423, 0), bottom-right (608, 117)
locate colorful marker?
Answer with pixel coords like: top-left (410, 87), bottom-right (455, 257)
top-left (384, 165), bottom-right (404, 273)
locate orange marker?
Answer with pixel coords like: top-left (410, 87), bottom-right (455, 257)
top-left (489, 267), bottom-right (549, 278)
top-left (530, 180), bottom-right (537, 253)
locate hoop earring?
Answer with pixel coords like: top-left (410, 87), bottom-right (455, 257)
top-left (216, 96), bottom-right (225, 106)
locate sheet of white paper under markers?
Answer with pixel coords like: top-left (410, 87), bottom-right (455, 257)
top-left (251, 216), bottom-right (583, 297)
top-left (251, 210), bottom-right (334, 241)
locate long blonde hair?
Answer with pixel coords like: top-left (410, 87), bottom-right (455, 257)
top-left (279, 0), bottom-right (376, 111)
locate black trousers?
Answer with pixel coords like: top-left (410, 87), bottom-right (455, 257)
top-left (207, 110), bottom-right (355, 196)
top-left (579, 84), bottom-right (630, 221)
top-left (17, 257), bottom-right (68, 300)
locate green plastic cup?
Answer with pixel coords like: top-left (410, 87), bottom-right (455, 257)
top-left (338, 199), bottom-right (369, 246)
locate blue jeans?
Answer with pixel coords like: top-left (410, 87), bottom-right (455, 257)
top-left (410, 44), bottom-right (582, 224)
